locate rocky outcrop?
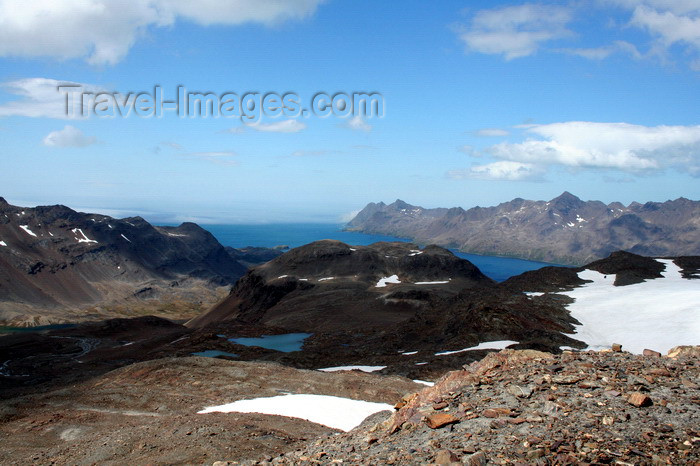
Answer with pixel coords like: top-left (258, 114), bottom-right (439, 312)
top-left (187, 240), bottom-right (493, 331)
top-left (346, 192), bottom-right (700, 265)
top-left (0, 199), bottom-right (248, 326)
top-left (289, 348), bottom-right (700, 465)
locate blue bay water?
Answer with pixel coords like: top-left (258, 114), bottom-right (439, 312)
top-left (203, 223), bottom-right (558, 282)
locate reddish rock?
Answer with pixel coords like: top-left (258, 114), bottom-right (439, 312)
top-left (612, 343), bottom-right (623, 352)
top-left (649, 368), bottom-right (672, 377)
top-left (482, 408), bottom-right (511, 418)
top-left (643, 349), bottom-right (662, 357)
top-left (627, 392), bottom-right (653, 407)
top-left (463, 451), bottom-right (487, 466)
top-left (425, 413), bottom-right (458, 429)
top-left (434, 449), bottom-right (460, 464)
top-left (432, 401), bottom-right (448, 410)
top-left (681, 378), bottom-right (699, 389)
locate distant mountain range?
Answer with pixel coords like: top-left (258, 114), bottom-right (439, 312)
top-left (346, 192), bottom-right (700, 265)
top-left (0, 197), bottom-right (278, 326)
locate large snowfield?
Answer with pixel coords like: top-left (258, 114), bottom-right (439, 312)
top-left (198, 394), bottom-right (393, 431)
top-left (563, 259), bottom-right (699, 354)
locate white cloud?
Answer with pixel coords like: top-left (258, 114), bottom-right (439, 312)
top-left (457, 4), bottom-right (573, 60)
top-left (187, 151), bottom-right (237, 158)
top-left (343, 115), bottom-right (372, 132)
top-left (291, 150), bottom-right (337, 157)
top-left (250, 120), bottom-right (306, 133)
top-left (184, 151), bottom-right (238, 166)
top-left (457, 145), bottom-right (478, 156)
top-left (0, 78), bottom-right (102, 119)
top-left (460, 161), bottom-right (543, 181)
top-left (608, 0), bottom-right (700, 16)
top-left (630, 5), bottom-right (700, 51)
top-left (339, 209), bottom-right (360, 222)
top-left (562, 40), bottom-right (642, 60)
top-left (458, 1), bottom-right (700, 69)
top-left (161, 141), bottom-right (183, 150)
top-left (475, 128), bottom-right (509, 137)
top-left (42, 125), bottom-right (96, 147)
top-left (0, 0), bottom-right (326, 65)
top-left (488, 121), bottom-right (700, 174)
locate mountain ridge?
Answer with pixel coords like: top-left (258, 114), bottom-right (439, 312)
top-left (0, 199), bottom-right (260, 326)
top-left (346, 193), bottom-right (700, 265)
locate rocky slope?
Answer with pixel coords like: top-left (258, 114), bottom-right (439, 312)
top-left (346, 192), bottom-right (700, 265)
top-left (0, 198), bottom-right (251, 326)
top-left (286, 347), bottom-right (700, 465)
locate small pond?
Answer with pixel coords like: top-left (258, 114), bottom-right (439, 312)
top-left (228, 333), bottom-right (313, 353)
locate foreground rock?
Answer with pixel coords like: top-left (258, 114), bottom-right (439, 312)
top-left (287, 348), bottom-right (700, 465)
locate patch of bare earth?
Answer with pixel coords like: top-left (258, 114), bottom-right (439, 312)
top-left (0, 357), bottom-right (421, 465)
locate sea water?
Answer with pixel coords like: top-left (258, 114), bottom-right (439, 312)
top-left (202, 223), bottom-right (559, 282)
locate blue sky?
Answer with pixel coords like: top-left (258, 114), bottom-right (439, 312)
top-left (1, 0), bottom-right (699, 223)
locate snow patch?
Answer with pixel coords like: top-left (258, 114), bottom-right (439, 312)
top-left (414, 280), bottom-right (450, 285)
top-left (318, 277), bottom-right (334, 281)
top-left (167, 232), bottom-right (188, 237)
top-left (198, 394), bottom-right (392, 432)
top-left (72, 228), bottom-right (98, 243)
top-left (408, 250), bottom-right (423, 256)
top-left (19, 225), bottom-right (37, 237)
top-left (435, 340), bottom-right (519, 356)
top-left (415, 362), bottom-right (428, 366)
top-left (0, 241), bottom-right (6, 247)
top-left (561, 259), bottom-right (700, 354)
top-left (376, 275), bottom-right (400, 287)
top-left (120, 234), bottom-right (131, 243)
top-left (525, 292), bottom-right (544, 297)
top-left (413, 380), bottom-right (435, 386)
top-left (318, 365), bottom-right (386, 373)
top-left (401, 351), bottom-right (418, 355)
top-left (278, 275), bottom-right (289, 279)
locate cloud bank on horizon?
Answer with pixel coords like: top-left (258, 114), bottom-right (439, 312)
top-left (0, 0), bottom-right (698, 222)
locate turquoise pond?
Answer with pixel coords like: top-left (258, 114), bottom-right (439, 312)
top-left (228, 333), bottom-right (313, 352)
top-left (191, 350), bottom-right (239, 358)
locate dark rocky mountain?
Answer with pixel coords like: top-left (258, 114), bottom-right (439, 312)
top-left (346, 192), bottom-right (700, 265)
top-left (0, 197), bottom-right (252, 326)
top-left (187, 240), bottom-right (493, 331)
